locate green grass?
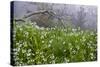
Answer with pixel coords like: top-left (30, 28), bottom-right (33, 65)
top-left (12, 21), bottom-right (97, 66)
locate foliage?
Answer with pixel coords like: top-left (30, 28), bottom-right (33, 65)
top-left (12, 21), bottom-right (97, 66)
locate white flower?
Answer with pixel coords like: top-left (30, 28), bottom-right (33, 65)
top-left (69, 33), bottom-right (74, 36)
top-left (72, 50), bottom-right (76, 54)
top-left (87, 43), bottom-right (91, 46)
top-left (44, 32), bottom-right (47, 36)
top-left (13, 48), bottom-right (17, 51)
top-left (40, 52), bottom-right (43, 55)
top-left (72, 28), bottom-right (77, 32)
top-left (63, 29), bottom-right (67, 32)
top-left (27, 53), bottom-right (31, 56)
top-left (64, 49), bottom-right (66, 52)
top-left (50, 54), bottom-right (55, 59)
top-left (35, 25), bottom-right (39, 29)
top-left (42, 41), bottom-right (45, 43)
top-left (90, 53), bottom-right (93, 56)
top-left (24, 32), bottom-right (29, 36)
top-left (36, 51), bottom-right (39, 54)
top-left (14, 52), bottom-right (17, 55)
top-left (90, 32), bottom-right (94, 35)
top-left (19, 28), bottom-right (23, 31)
top-left (16, 43), bottom-right (19, 45)
top-left (49, 39), bottom-right (53, 44)
top-left (22, 50), bottom-right (26, 53)
top-left (19, 44), bottom-right (23, 48)
top-left (63, 41), bottom-right (66, 44)
top-left (28, 49), bottom-right (31, 53)
top-left (40, 27), bottom-right (44, 30)
top-left (32, 53), bottom-right (35, 56)
top-left (64, 58), bottom-right (70, 62)
top-left (48, 44), bottom-right (51, 47)
top-left (91, 56), bottom-right (94, 59)
top-left (43, 58), bottom-right (47, 62)
top-left (41, 55), bottom-right (44, 58)
top-left (40, 35), bottom-right (44, 39)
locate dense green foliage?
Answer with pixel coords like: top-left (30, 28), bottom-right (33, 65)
top-left (12, 21), bottom-right (97, 66)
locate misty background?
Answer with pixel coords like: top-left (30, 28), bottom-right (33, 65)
top-left (13, 1), bottom-right (97, 31)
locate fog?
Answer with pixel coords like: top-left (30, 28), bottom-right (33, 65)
top-left (13, 1), bottom-right (97, 30)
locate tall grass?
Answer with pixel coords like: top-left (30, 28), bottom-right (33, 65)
top-left (12, 21), bottom-right (97, 66)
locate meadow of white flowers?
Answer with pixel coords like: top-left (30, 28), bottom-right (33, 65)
top-left (12, 21), bottom-right (97, 66)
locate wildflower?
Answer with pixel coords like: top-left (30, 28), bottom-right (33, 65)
top-left (40, 52), bottom-right (43, 55)
top-left (41, 55), bottom-right (44, 58)
top-left (44, 32), bottom-right (47, 36)
top-left (72, 50), bottom-right (76, 54)
top-left (35, 25), bottom-right (39, 29)
top-left (42, 41), bottom-right (45, 43)
top-left (32, 53), bottom-right (35, 56)
top-left (87, 43), bottom-right (91, 46)
top-left (49, 39), bottom-right (53, 44)
top-left (36, 51), bottom-right (39, 54)
top-left (43, 58), bottom-right (47, 62)
top-left (64, 49), bottom-right (66, 52)
top-left (64, 58), bottom-right (70, 62)
top-left (28, 49), bottom-right (31, 53)
top-left (63, 29), bottom-right (67, 32)
top-left (16, 43), bottom-right (19, 45)
top-left (48, 44), bottom-right (51, 47)
top-left (52, 60), bottom-right (55, 64)
top-left (63, 41), bottom-right (66, 45)
top-left (51, 35), bottom-right (55, 38)
top-left (27, 53), bottom-right (31, 56)
top-left (90, 53), bottom-right (93, 56)
top-left (91, 56), bottom-right (94, 59)
top-left (70, 47), bottom-right (72, 50)
top-left (50, 54), bottom-right (55, 59)
top-left (19, 28), bottom-right (23, 31)
top-left (17, 48), bottom-right (20, 52)
top-left (13, 48), bottom-right (17, 52)
top-left (40, 35), bottom-right (44, 39)
top-left (72, 28), bottom-right (77, 32)
top-left (14, 52), bottom-right (17, 55)
top-left (19, 44), bottom-right (23, 48)
top-left (24, 43), bottom-right (27, 47)
top-left (40, 27), bottom-right (44, 30)
top-left (22, 50), bottom-right (26, 53)
top-left (90, 32), bottom-right (94, 35)
top-left (24, 32), bottom-right (29, 36)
